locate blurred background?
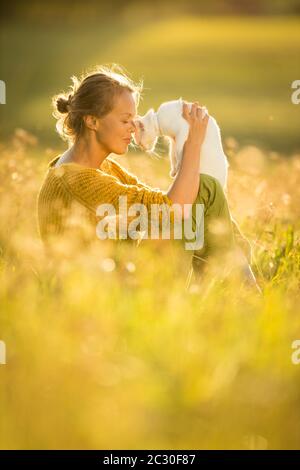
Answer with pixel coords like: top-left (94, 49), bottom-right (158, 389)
top-left (0, 0), bottom-right (299, 153)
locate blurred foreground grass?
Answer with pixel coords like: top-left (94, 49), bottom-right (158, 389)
top-left (0, 132), bottom-right (300, 449)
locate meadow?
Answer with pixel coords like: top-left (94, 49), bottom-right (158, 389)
top-left (0, 131), bottom-right (299, 449)
top-left (0, 14), bottom-right (300, 450)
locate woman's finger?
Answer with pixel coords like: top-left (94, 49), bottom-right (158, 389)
top-left (196, 106), bottom-right (203, 118)
top-left (182, 101), bottom-right (208, 123)
top-left (202, 113), bottom-right (210, 127)
top-left (200, 106), bottom-right (208, 119)
top-left (190, 102), bottom-right (198, 118)
top-left (182, 101), bottom-right (189, 118)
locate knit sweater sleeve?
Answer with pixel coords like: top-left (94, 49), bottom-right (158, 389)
top-left (60, 167), bottom-right (175, 238)
top-left (108, 158), bottom-right (155, 189)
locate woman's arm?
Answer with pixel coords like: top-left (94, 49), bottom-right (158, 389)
top-left (166, 102), bottom-right (209, 219)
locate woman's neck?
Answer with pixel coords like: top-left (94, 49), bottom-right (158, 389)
top-left (67, 136), bottom-right (109, 169)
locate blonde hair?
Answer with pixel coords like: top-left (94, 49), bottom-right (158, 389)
top-left (52, 64), bottom-right (143, 144)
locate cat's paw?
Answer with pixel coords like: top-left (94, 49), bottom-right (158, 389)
top-left (170, 168), bottom-right (177, 178)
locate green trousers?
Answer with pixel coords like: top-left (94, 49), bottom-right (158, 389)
top-left (184, 174), bottom-right (252, 282)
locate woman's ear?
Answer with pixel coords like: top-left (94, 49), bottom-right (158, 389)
top-left (83, 115), bottom-right (98, 131)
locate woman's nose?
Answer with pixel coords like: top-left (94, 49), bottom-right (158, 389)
top-left (129, 121), bottom-right (138, 135)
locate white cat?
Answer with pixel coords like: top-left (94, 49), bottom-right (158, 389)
top-left (134, 97), bottom-right (229, 189)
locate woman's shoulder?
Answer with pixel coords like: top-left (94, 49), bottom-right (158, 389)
top-left (45, 154), bottom-right (110, 179)
top-left (44, 154), bottom-right (142, 191)
top-left (48, 156), bottom-right (133, 188)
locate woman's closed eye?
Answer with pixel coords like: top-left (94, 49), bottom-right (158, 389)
top-left (122, 120), bottom-right (135, 125)
top-left (122, 120), bottom-right (137, 131)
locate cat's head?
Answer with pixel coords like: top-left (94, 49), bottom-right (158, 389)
top-left (133, 109), bottom-right (159, 152)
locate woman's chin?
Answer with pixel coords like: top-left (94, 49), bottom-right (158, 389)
top-left (112, 145), bottom-right (128, 155)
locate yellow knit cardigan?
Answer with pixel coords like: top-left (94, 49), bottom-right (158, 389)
top-left (37, 155), bottom-right (174, 245)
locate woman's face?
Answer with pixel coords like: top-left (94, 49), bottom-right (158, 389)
top-left (95, 89), bottom-right (137, 155)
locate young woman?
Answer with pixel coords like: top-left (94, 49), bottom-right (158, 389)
top-left (37, 65), bottom-right (259, 290)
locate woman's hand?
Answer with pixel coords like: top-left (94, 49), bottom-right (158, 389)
top-left (182, 101), bottom-right (209, 150)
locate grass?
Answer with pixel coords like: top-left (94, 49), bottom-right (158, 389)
top-left (0, 131), bottom-right (300, 449)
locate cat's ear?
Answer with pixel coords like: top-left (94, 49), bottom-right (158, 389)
top-left (144, 108), bottom-right (156, 128)
top-left (145, 108), bottom-right (155, 116)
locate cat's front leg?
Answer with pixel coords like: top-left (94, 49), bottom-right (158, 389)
top-left (168, 137), bottom-right (178, 178)
top-left (174, 127), bottom-right (190, 172)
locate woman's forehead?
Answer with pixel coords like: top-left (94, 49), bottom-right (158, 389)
top-left (114, 90), bottom-right (137, 115)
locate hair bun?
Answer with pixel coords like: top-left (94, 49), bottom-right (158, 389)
top-left (56, 94), bottom-right (72, 114)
